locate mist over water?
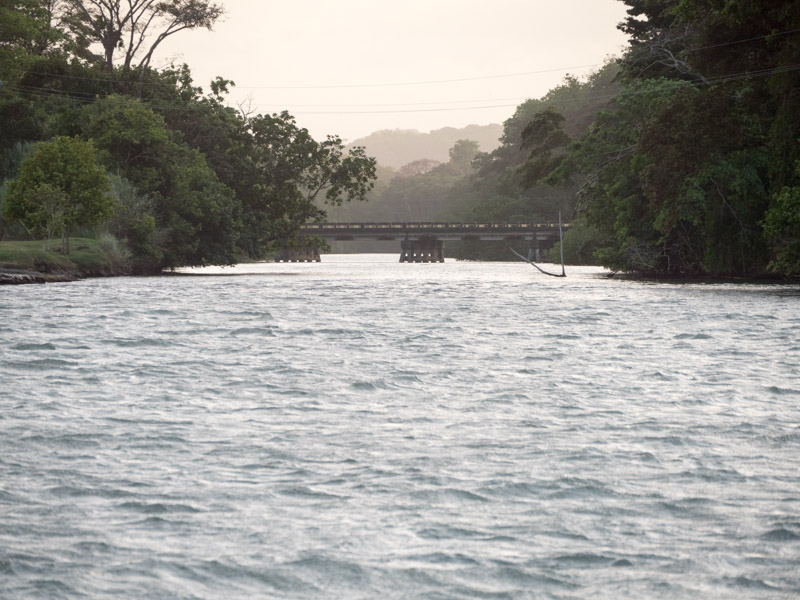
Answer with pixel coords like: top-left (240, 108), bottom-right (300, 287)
top-left (2, 255), bottom-right (799, 599)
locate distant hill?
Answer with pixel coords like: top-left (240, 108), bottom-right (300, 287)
top-left (348, 124), bottom-right (503, 169)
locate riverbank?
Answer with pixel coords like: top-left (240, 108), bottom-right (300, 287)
top-left (0, 238), bottom-right (129, 285)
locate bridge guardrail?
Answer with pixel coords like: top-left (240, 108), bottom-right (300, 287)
top-left (302, 221), bottom-right (568, 231)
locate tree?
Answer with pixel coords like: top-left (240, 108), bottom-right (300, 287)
top-left (241, 111), bottom-right (376, 254)
top-left (377, 141), bottom-right (481, 222)
top-left (0, 0), bottom-right (57, 76)
top-left (398, 158), bottom-right (441, 179)
top-left (462, 64), bottom-right (620, 238)
top-left (448, 139), bottom-right (480, 175)
top-left (518, 109), bottom-right (571, 188)
top-left (3, 136), bottom-right (114, 252)
top-left (82, 95), bottom-right (239, 269)
top-left (763, 161), bottom-right (800, 277)
top-left (62, 0), bottom-right (224, 73)
top-left (542, 79), bottom-right (679, 273)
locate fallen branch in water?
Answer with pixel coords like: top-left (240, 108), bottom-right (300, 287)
top-left (509, 247), bottom-right (566, 277)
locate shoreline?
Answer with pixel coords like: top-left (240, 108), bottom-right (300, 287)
top-left (0, 238), bottom-right (130, 285)
top-left (1, 263), bottom-right (794, 286)
top-left (0, 267), bottom-right (79, 285)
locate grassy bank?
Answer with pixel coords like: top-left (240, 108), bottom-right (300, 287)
top-left (0, 237), bottom-right (130, 280)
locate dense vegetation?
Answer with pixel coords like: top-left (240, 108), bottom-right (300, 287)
top-left (3, 0), bottom-right (798, 279)
top-left (0, 0), bottom-right (376, 273)
top-left (340, 0), bottom-right (800, 277)
top-left (330, 63), bottom-right (622, 261)
top-left (546, 0), bottom-right (800, 277)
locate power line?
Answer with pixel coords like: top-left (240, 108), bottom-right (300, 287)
top-left (250, 97), bottom-right (530, 108)
top-left (17, 25), bottom-right (800, 93)
top-left (15, 62), bottom-right (602, 91)
top-left (288, 104), bottom-right (522, 115)
top-left (5, 63), bottom-right (800, 117)
top-left (684, 26), bottom-right (800, 53)
top-left (230, 64), bottom-right (603, 90)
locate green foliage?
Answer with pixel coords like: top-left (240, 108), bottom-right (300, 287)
top-left (368, 140), bottom-right (481, 222)
top-left (464, 63), bottom-right (622, 233)
top-left (106, 174), bottom-right (163, 273)
top-left (0, 1), bottom-right (379, 274)
top-left (763, 162), bottom-right (800, 277)
top-left (448, 140), bottom-right (480, 173)
top-left (521, 0), bottom-right (800, 277)
top-left (322, 163), bottom-right (399, 222)
top-left (61, 0), bottom-right (224, 73)
top-left (83, 95), bottom-right (239, 269)
top-left (241, 111), bottom-right (376, 254)
top-left (337, 67), bottom-right (622, 261)
top-left (557, 218), bottom-right (605, 265)
top-left (519, 108), bottom-right (571, 188)
top-left (0, 0), bottom-right (58, 80)
top-left (96, 232), bottom-right (132, 273)
top-left (0, 237), bottom-right (128, 276)
top-left (0, 140), bottom-right (34, 181)
top-left (3, 136), bottom-right (114, 252)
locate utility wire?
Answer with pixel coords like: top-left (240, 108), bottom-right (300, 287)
top-left (4, 63), bottom-right (800, 116)
top-left (16, 24), bottom-right (800, 93)
top-left (230, 65), bottom-right (602, 90)
top-left (11, 62), bottom-right (602, 91)
top-left (684, 26), bottom-right (800, 53)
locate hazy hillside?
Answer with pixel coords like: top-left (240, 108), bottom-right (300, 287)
top-left (348, 124), bottom-right (503, 169)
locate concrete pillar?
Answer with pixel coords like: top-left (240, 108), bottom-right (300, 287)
top-left (399, 237), bottom-right (444, 263)
top-left (400, 240), bottom-right (411, 262)
top-left (434, 240), bottom-right (445, 262)
top-left (413, 240), bottom-right (422, 263)
top-left (530, 233), bottom-right (541, 262)
top-left (420, 239), bottom-right (430, 263)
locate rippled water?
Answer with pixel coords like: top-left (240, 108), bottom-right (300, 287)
top-left (1, 255), bottom-right (799, 599)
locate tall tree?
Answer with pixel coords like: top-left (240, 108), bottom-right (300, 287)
top-left (241, 111), bottom-right (376, 255)
top-left (82, 95), bottom-right (239, 269)
top-left (521, 0), bottom-right (800, 276)
top-left (62, 0), bottom-right (223, 73)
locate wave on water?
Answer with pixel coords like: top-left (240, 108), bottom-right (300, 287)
top-left (10, 342), bottom-right (57, 351)
top-left (118, 502), bottom-right (202, 514)
top-left (1, 259), bottom-right (799, 599)
top-left (5, 358), bottom-right (79, 370)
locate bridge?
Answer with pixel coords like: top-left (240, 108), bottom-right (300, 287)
top-left (276, 221), bottom-right (568, 263)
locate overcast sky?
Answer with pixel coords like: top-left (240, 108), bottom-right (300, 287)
top-left (157, 0), bottom-right (631, 142)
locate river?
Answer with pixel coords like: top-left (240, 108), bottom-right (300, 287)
top-left (1, 255), bottom-right (799, 599)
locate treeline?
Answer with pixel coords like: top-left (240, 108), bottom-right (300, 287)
top-left (347, 125), bottom-right (502, 170)
top-left (542, 0), bottom-right (800, 277)
top-left (339, 0), bottom-right (800, 277)
top-left (328, 62), bottom-right (621, 261)
top-left (0, 0), bottom-right (376, 273)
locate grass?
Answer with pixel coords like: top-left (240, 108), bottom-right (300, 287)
top-left (0, 237), bottom-right (126, 277)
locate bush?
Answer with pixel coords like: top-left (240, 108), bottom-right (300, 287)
top-left (96, 232), bottom-right (132, 273)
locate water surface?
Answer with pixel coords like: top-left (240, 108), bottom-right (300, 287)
top-left (1, 256), bottom-right (799, 598)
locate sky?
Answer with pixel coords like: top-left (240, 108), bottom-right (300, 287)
top-left (157, 0), bottom-right (631, 143)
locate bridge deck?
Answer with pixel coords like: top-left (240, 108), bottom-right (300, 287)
top-left (300, 222), bottom-right (567, 241)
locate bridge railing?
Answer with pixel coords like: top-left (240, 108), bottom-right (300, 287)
top-left (302, 221), bottom-right (567, 231)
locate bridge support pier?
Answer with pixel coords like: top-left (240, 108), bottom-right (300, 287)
top-left (275, 246), bottom-right (321, 262)
top-left (400, 238), bottom-right (444, 263)
top-left (529, 233), bottom-right (541, 262)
